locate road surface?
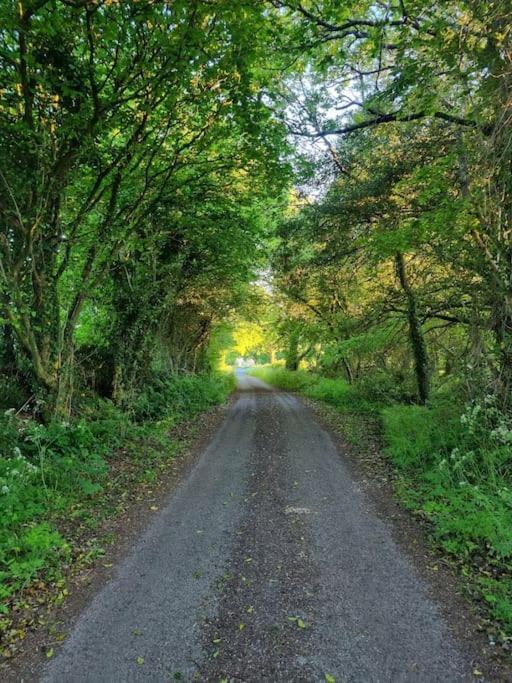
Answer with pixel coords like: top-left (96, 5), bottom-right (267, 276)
top-left (43, 373), bottom-right (473, 682)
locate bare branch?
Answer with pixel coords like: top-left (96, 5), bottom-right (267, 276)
top-left (294, 110), bottom-right (490, 137)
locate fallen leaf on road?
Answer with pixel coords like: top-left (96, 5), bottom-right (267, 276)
top-left (46, 648), bottom-right (54, 659)
top-left (325, 674), bottom-right (335, 682)
top-left (288, 616), bottom-right (308, 629)
top-left (136, 656), bottom-right (144, 665)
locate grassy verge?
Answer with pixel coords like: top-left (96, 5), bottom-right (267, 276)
top-left (0, 371), bottom-right (234, 658)
top-left (250, 365), bottom-right (512, 649)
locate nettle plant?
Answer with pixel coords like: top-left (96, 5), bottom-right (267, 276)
top-left (0, 412), bottom-right (38, 497)
top-left (0, 419), bottom-right (65, 603)
top-left (0, 445), bottom-right (38, 497)
top-left (0, 412), bottom-right (111, 602)
top-left (445, 396), bottom-right (512, 484)
top-left (459, 396), bottom-right (512, 451)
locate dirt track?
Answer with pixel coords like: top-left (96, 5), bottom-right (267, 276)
top-left (42, 373), bottom-right (475, 682)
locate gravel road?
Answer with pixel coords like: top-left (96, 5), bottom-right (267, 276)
top-left (43, 373), bottom-right (474, 682)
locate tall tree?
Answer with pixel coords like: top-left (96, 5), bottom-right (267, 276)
top-left (0, 0), bottom-right (289, 416)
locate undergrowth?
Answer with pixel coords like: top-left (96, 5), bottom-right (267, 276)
top-left (382, 397), bottom-right (512, 639)
top-left (0, 372), bottom-right (234, 630)
top-left (250, 365), bottom-right (512, 644)
top-left (249, 365), bottom-right (394, 413)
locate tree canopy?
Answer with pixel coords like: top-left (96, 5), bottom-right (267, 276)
top-left (0, 0), bottom-right (290, 416)
top-left (264, 0), bottom-right (512, 409)
top-left (1, 0), bottom-right (511, 415)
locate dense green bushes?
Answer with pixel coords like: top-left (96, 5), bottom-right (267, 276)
top-left (252, 366), bottom-right (512, 633)
top-left (381, 401), bottom-right (464, 469)
top-left (0, 377), bottom-right (28, 413)
top-left (382, 397), bottom-right (512, 629)
top-left (132, 373), bottom-right (235, 423)
top-left (0, 372), bottom-right (234, 608)
top-left (0, 417), bottom-right (107, 605)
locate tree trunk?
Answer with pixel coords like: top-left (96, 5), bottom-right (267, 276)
top-left (395, 253), bottom-right (430, 404)
top-left (285, 328), bottom-right (300, 371)
top-left (492, 294), bottom-right (512, 409)
top-left (51, 347), bottom-right (75, 420)
top-left (342, 357), bottom-right (354, 384)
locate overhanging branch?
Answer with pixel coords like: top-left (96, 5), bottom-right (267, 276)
top-left (294, 110), bottom-right (491, 137)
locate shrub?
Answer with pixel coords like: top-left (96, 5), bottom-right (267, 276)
top-left (0, 417), bottom-right (110, 600)
top-left (382, 396), bottom-right (512, 624)
top-left (0, 376), bottom-right (29, 412)
top-left (250, 366), bottom-right (384, 414)
top-left (81, 398), bottom-right (135, 448)
top-left (355, 369), bottom-right (414, 404)
top-left (131, 372), bottom-right (234, 422)
top-left (0, 370), bottom-right (234, 604)
top-left (381, 402), bottom-right (464, 470)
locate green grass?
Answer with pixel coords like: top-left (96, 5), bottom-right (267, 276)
top-left (131, 372), bottom-right (234, 423)
top-left (0, 372), bottom-right (234, 614)
top-left (251, 365), bottom-right (512, 639)
top-left (249, 366), bottom-right (318, 392)
top-left (382, 399), bottom-right (512, 634)
top-left (250, 365), bottom-right (382, 414)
